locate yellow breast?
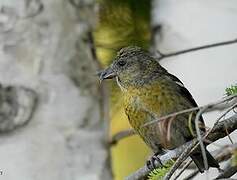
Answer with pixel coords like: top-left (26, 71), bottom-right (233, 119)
top-left (123, 81), bottom-right (181, 131)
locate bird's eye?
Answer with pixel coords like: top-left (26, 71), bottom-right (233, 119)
top-left (118, 60), bottom-right (126, 66)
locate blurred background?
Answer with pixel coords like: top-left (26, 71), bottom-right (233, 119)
top-left (0, 0), bottom-right (236, 180)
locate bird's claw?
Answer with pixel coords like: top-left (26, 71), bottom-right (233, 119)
top-left (146, 153), bottom-right (163, 170)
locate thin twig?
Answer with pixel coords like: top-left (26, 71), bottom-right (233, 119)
top-left (183, 170), bottom-right (199, 180)
top-left (203, 139), bottom-right (225, 148)
top-left (164, 139), bottom-right (205, 180)
top-left (224, 121), bottom-right (234, 144)
top-left (109, 99), bottom-right (237, 146)
top-left (207, 114), bottom-right (237, 142)
top-left (163, 140), bottom-right (198, 180)
top-left (215, 145), bottom-right (237, 163)
top-left (142, 94), bottom-right (237, 128)
top-left (215, 144), bottom-right (237, 179)
top-left (124, 96), bottom-right (237, 180)
top-left (164, 141), bottom-right (237, 180)
top-left (125, 140), bottom-right (195, 180)
top-left (124, 96), bottom-right (237, 179)
top-left (125, 114), bottom-right (237, 180)
top-left (203, 102), bottom-right (237, 147)
top-left (109, 129), bottom-right (135, 145)
top-left (157, 38), bottom-right (237, 61)
top-left (182, 144), bottom-right (237, 180)
top-left (173, 159), bottom-right (193, 180)
top-left (215, 164), bottom-right (237, 179)
top-left (193, 102), bottom-right (237, 172)
top-left (180, 146), bottom-right (230, 169)
top-left (213, 102), bottom-right (237, 128)
top-left (195, 107), bottom-right (209, 171)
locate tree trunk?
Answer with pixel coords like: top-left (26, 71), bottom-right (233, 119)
top-left (0, 0), bottom-right (110, 179)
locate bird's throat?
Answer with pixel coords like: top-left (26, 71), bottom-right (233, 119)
top-left (116, 76), bottom-right (127, 92)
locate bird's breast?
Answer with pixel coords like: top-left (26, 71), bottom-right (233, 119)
top-left (124, 95), bottom-right (146, 129)
top-left (123, 84), bottom-right (186, 150)
top-left (124, 87), bottom-right (158, 125)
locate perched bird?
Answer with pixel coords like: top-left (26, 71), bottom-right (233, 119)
top-left (99, 46), bottom-right (219, 172)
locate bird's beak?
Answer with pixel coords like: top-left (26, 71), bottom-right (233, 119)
top-left (98, 67), bottom-right (117, 82)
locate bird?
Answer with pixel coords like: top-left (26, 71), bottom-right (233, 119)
top-left (99, 46), bottom-right (219, 172)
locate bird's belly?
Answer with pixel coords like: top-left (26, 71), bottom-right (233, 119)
top-left (124, 106), bottom-right (171, 151)
top-left (124, 94), bottom-right (190, 152)
top-left (125, 103), bottom-right (161, 151)
top-left (126, 106), bottom-right (188, 151)
top-left (140, 117), bottom-right (188, 151)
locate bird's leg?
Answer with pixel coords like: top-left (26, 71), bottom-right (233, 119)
top-left (146, 152), bottom-right (163, 170)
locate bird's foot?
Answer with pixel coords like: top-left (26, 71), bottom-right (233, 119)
top-left (146, 153), bottom-right (163, 170)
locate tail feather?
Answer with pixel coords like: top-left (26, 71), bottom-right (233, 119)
top-left (190, 148), bottom-right (219, 173)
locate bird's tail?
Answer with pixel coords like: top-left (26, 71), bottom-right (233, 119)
top-left (190, 147), bottom-right (219, 173)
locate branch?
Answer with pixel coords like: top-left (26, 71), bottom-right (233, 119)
top-left (173, 159), bottom-right (193, 180)
top-left (164, 112), bottom-right (237, 180)
top-left (142, 94), bottom-right (237, 128)
top-left (109, 129), bottom-right (135, 145)
top-left (125, 113), bottom-right (237, 180)
top-left (163, 140), bottom-right (198, 180)
top-left (194, 107), bottom-right (209, 171)
top-left (161, 97), bottom-right (236, 180)
top-left (216, 143), bottom-right (237, 179)
top-left (110, 95), bottom-right (237, 146)
top-left (215, 162), bottom-right (237, 179)
top-left (183, 170), bottom-right (199, 180)
top-left (182, 143), bottom-right (237, 180)
top-left (157, 38), bottom-right (237, 61)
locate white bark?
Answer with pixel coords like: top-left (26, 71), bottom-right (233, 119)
top-left (0, 0), bottom-right (109, 180)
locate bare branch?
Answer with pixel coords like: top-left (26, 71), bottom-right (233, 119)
top-left (215, 144), bottom-right (237, 179)
top-left (215, 145), bottom-right (236, 164)
top-left (183, 170), bottom-right (199, 180)
top-left (182, 144), bottom-right (237, 180)
top-left (193, 102), bottom-right (237, 172)
top-left (109, 96), bottom-right (237, 146)
top-left (109, 129), bottom-right (135, 145)
top-left (173, 159), bottom-right (193, 180)
top-left (157, 38), bottom-right (237, 61)
top-left (195, 107), bottom-right (209, 171)
top-left (164, 113), bottom-right (237, 180)
top-left (215, 163), bottom-right (237, 179)
top-left (207, 114), bottom-right (237, 141)
top-left (125, 113), bottom-right (237, 180)
top-left (113, 96), bottom-right (237, 180)
top-left (142, 94), bottom-right (237, 128)
top-left (163, 140), bottom-right (198, 180)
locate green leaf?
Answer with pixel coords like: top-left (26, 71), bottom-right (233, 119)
top-left (225, 84), bottom-right (237, 96)
top-left (148, 160), bottom-right (174, 180)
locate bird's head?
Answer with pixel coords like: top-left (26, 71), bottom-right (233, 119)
top-left (99, 46), bottom-right (165, 90)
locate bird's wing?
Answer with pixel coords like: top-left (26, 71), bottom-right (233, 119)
top-left (166, 73), bottom-right (198, 107)
top-left (166, 72), bottom-right (205, 126)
